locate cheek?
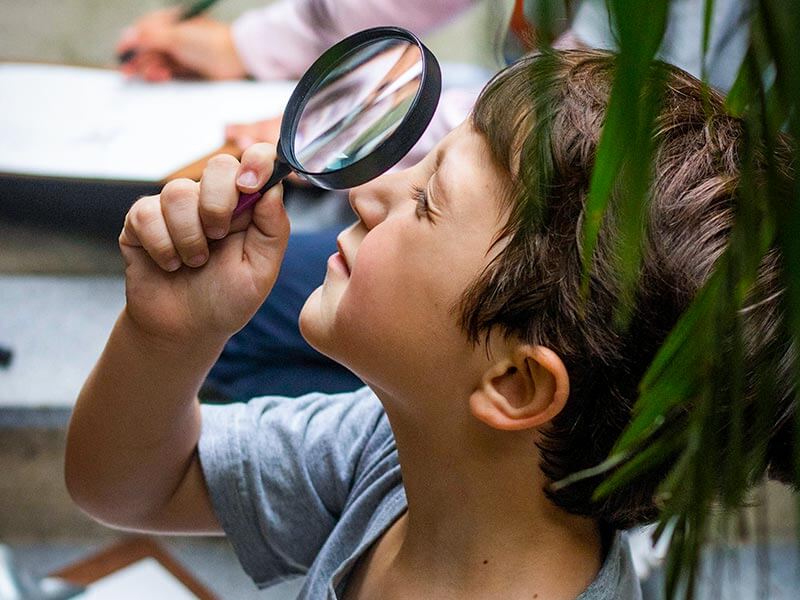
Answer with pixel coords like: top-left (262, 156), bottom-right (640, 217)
top-left (340, 237), bottom-right (466, 349)
top-left (338, 240), bottom-right (406, 329)
top-left (298, 235), bottom-right (412, 365)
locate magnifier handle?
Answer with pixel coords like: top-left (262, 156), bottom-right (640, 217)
top-left (233, 160), bottom-right (292, 218)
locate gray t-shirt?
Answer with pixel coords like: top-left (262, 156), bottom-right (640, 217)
top-left (199, 387), bottom-right (642, 599)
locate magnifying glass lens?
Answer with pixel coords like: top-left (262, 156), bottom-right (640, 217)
top-left (234, 27), bottom-right (440, 217)
top-left (293, 40), bottom-right (423, 173)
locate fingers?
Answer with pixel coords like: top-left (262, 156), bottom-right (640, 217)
top-left (198, 154), bottom-right (239, 239)
top-left (245, 182), bottom-right (290, 286)
top-left (129, 51), bottom-right (174, 81)
top-left (236, 143), bottom-right (278, 193)
top-left (120, 195), bottom-right (181, 272)
top-left (233, 143), bottom-right (289, 281)
top-left (160, 179), bottom-right (209, 268)
top-left (120, 145), bottom-right (282, 273)
top-left (116, 8), bottom-right (181, 79)
top-left (229, 143), bottom-right (279, 227)
top-left (121, 179), bottom-right (207, 271)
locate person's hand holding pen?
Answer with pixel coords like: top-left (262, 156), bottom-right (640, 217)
top-left (116, 6), bottom-right (247, 82)
top-left (118, 0), bottom-right (302, 184)
top-left (117, 2), bottom-right (288, 165)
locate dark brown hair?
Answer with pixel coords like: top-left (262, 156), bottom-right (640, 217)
top-left (463, 50), bottom-right (796, 529)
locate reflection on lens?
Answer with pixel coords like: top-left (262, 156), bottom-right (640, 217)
top-left (293, 39), bottom-right (423, 173)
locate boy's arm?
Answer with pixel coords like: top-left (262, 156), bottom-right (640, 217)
top-left (66, 313), bottom-right (223, 533)
top-left (65, 146), bottom-right (289, 534)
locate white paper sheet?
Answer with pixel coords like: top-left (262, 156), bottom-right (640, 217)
top-left (0, 63), bottom-right (295, 181)
top-left (70, 557), bottom-right (200, 599)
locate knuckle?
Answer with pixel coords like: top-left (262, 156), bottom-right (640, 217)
top-left (121, 206), bottom-right (138, 238)
top-left (242, 142), bottom-right (276, 165)
top-left (130, 193), bottom-right (156, 212)
top-left (251, 141), bottom-right (276, 154)
top-left (177, 231), bottom-right (206, 251)
top-left (201, 201), bottom-right (229, 222)
top-left (161, 178), bottom-right (198, 208)
top-left (152, 241), bottom-right (178, 263)
top-left (206, 153), bottom-right (239, 170)
top-left (130, 197), bottom-right (164, 231)
top-left (118, 223), bottom-right (129, 246)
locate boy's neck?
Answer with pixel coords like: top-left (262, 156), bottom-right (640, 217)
top-left (374, 389), bottom-right (604, 599)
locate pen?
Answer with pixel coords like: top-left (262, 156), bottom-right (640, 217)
top-left (118, 0), bottom-right (222, 64)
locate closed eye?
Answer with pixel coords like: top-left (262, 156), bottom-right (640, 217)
top-left (412, 185), bottom-right (429, 219)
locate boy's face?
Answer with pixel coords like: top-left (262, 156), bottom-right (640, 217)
top-left (299, 121), bottom-right (509, 398)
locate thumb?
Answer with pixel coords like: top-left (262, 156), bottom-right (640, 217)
top-left (243, 183), bottom-right (290, 292)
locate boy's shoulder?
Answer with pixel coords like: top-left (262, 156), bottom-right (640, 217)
top-left (200, 385), bottom-right (405, 594)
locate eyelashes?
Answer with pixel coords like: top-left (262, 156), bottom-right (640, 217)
top-left (411, 184), bottom-right (429, 219)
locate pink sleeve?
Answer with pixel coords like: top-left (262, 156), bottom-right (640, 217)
top-left (231, 0), bottom-right (477, 80)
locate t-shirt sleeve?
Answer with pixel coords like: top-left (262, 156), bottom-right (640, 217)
top-left (197, 386), bottom-right (385, 586)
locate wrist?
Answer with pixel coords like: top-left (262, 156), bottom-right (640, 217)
top-left (219, 26), bottom-right (248, 79)
top-left (117, 308), bottom-right (228, 367)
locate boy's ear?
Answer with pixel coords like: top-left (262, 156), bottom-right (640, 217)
top-left (469, 345), bottom-right (569, 431)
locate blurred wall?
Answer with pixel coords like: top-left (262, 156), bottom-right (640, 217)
top-left (0, 0), bottom-right (502, 69)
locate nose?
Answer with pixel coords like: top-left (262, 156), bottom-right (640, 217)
top-left (348, 170), bottom-right (406, 230)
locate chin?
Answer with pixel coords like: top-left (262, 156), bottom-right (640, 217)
top-left (299, 288), bottom-right (322, 342)
top-left (300, 289), bottom-right (373, 381)
top-left (299, 288), bottom-right (340, 360)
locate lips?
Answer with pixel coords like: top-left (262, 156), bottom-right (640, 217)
top-left (335, 239), bottom-right (351, 276)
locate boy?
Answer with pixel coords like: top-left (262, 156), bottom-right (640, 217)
top-left (65, 50), bottom-right (792, 599)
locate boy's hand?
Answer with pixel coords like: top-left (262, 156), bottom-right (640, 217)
top-left (119, 144), bottom-right (289, 348)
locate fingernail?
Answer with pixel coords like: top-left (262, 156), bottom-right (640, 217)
top-left (187, 254), bottom-right (207, 267)
top-left (206, 227), bottom-right (226, 239)
top-left (237, 170), bottom-right (258, 187)
top-left (166, 258), bottom-right (181, 272)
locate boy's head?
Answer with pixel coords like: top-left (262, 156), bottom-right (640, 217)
top-left (461, 50), bottom-right (795, 527)
top-left (300, 49), bottom-right (795, 529)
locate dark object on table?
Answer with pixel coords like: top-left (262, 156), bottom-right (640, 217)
top-left (0, 346), bottom-right (12, 368)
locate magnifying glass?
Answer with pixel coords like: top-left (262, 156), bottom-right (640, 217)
top-left (234, 26), bottom-right (441, 216)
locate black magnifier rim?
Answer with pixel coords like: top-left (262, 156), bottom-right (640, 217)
top-left (278, 26), bottom-right (441, 190)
